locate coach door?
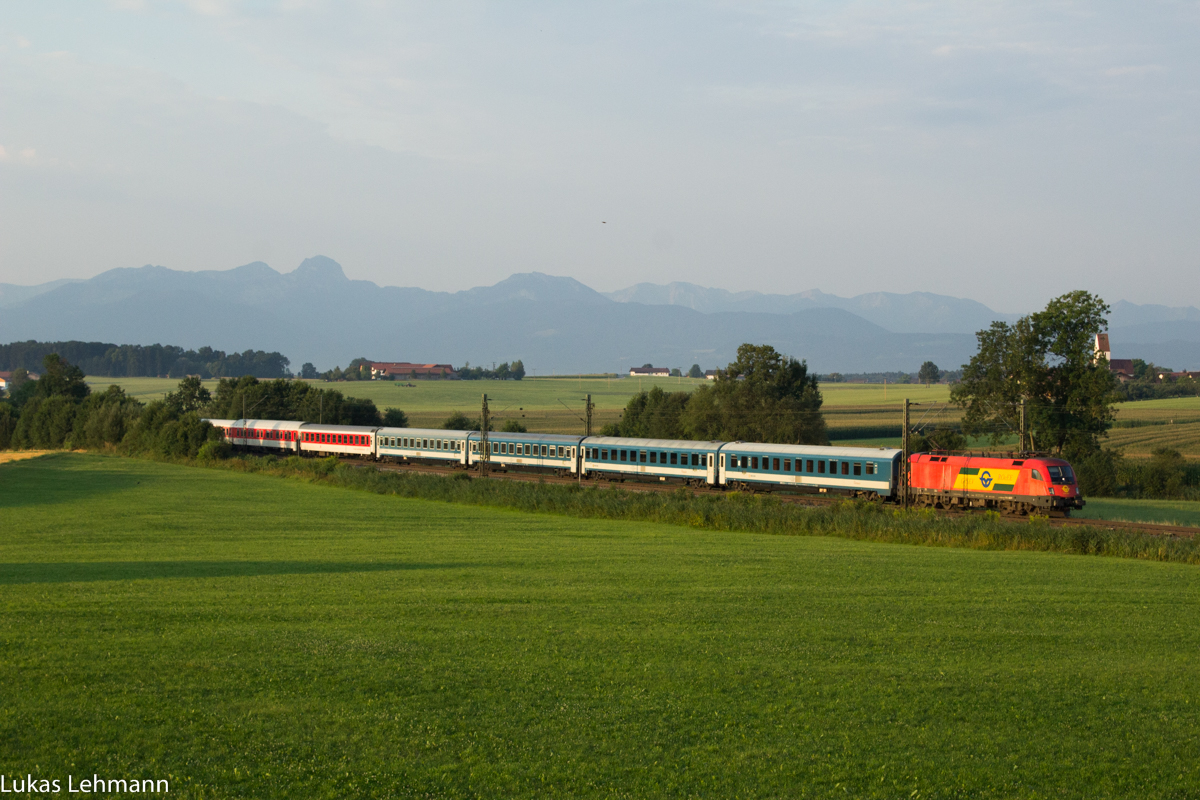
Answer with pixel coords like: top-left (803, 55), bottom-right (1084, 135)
top-left (706, 453), bottom-right (717, 485)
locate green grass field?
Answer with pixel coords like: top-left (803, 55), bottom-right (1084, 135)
top-left (2, 453), bottom-right (1200, 798)
top-left (1076, 497), bottom-right (1200, 528)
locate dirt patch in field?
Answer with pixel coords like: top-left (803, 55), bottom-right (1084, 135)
top-left (0, 451), bottom-right (56, 465)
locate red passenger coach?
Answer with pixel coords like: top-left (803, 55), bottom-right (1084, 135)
top-left (205, 418), bottom-right (303, 453)
top-left (299, 425), bottom-right (376, 458)
top-left (908, 453), bottom-right (1084, 515)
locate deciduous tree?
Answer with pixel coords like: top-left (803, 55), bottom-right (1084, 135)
top-left (952, 291), bottom-right (1116, 457)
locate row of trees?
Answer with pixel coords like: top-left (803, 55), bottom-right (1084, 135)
top-left (605, 344), bottom-right (828, 445)
top-left (299, 359), bottom-right (529, 382)
top-left (0, 340), bottom-right (290, 379)
top-left (820, 364), bottom-right (953, 386)
top-left (457, 361), bottom-right (526, 380)
top-left (0, 355), bottom-right (218, 456)
top-left (0, 355), bottom-right (399, 454)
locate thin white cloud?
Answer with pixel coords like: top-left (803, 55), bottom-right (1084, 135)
top-left (1104, 64), bottom-right (1165, 77)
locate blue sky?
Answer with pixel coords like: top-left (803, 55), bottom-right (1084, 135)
top-left (1, 1), bottom-right (1197, 310)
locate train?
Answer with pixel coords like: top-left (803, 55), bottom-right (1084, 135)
top-left (205, 418), bottom-right (1084, 514)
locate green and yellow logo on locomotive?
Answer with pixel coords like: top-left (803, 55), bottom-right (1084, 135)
top-left (953, 467), bottom-right (1019, 493)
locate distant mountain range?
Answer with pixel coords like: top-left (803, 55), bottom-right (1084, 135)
top-left (1, 257), bottom-right (1197, 373)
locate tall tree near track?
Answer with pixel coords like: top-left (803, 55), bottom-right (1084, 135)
top-left (682, 343), bottom-right (827, 445)
top-left (603, 386), bottom-right (691, 439)
top-left (951, 291), bottom-right (1117, 457)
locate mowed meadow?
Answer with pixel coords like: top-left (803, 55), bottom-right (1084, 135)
top-left (2, 454), bottom-right (1199, 798)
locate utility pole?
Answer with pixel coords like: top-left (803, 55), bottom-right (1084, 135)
top-left (902, 398), bottom-right (910, 509)
top-left (585, 394), bottom-right (593, 437)
top-left (1019, 398), bottom-right (1026, 454)
top-left (479, 393), bottom-right (491, 478)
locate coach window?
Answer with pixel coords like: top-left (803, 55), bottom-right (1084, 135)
top-left (866, 462), bottom-right (876, 475)
top-left (853, 462), bottom-right (862, 476)
top-left (639, 451), bottom-right (647, 463)
top-left (773, 458), bottom-right (780, 471)
top-left (601, 449), bottom-right (608, 460)
top-left (749, 456), bottom-right (757, 470)
top-left (842, 462), bottom-right (849, 475)
top-left (817, 460), bottom-right (825, 474)
top-left (783, 459), bottom-right (791, 472)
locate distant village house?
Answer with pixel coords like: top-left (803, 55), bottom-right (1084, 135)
top-left (0, 371), bottom-right (37, 391)
top-left (370, 362), bottom-right (458, 380)
top-left (629, 366), bottom-right (670, 377)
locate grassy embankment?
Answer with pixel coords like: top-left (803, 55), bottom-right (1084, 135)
top-left (2, 452), bottom-right (1200, 798)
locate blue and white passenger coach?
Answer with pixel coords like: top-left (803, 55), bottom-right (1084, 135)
top-left (468, 432), bottom-right (584, 474)
top-left (720, 444), bottom-right (901, 499)
top-left (376, 427), bottom-right (470, 466)
top-left (581, 436), bottom-right (721, 485)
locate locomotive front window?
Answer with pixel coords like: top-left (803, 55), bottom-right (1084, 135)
top-left (1046, 465), bottom-right (1075, 484)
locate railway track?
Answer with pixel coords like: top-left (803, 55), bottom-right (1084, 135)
top-left (351, 457), bottom-right (1199, 539)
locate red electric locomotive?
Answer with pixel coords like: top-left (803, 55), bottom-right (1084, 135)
top-left (908, 453), bottom-right (1083, 515)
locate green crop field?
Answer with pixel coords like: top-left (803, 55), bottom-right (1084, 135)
top-left (85, 376), bottom-right (225, 401)
top-left (2, 454), bottom-right (1200, 798)
top-left (1076, 497), bottom-right (1200, 528)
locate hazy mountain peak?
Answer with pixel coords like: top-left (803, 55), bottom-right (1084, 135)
top-left (460, 272), bottom-right (608, 304)
top-left (290, 255), bottom-right (347, 283)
